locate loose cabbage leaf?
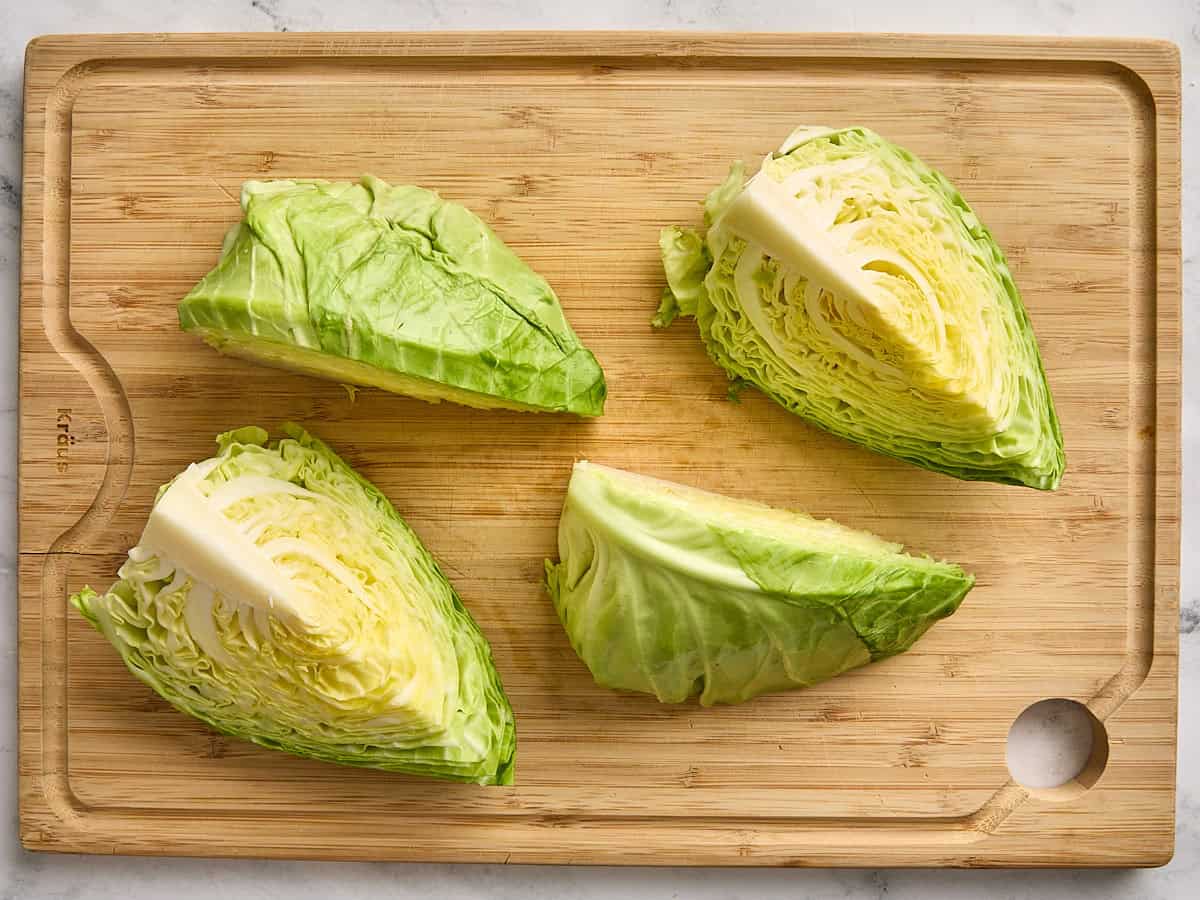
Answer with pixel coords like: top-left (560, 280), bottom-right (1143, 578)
top-left (180, 176), bottom-right (606, 416)
top-left (656, 126), bottom-right (1064, 490)
top-left (545, 461), bottom-right (972, 706)
top-left (71, 425), bottom-right (516, 784)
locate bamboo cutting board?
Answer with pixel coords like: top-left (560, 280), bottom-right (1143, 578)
top-left (18, 32), bottom-right (1180, 866)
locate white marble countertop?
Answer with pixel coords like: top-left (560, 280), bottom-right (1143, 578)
top-left (1, 1), bottom-right (1195, 896)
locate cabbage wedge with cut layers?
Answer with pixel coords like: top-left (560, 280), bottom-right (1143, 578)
top-left (71, 426), bottom-right (516, 785)
top-left (545, 462), bottom-right (973, 706)
top-left (180, 176), bottom-right (606, 416)
top-left (656, 126), bottom-right (1065, 490)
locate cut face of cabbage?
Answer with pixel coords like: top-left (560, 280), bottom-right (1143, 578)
top-left (656, 126), bottom-right (1064, 490)
top-left (71, 426), bottom-right (516, 784)
top-left (545, 461), bottom-right (973, 706)
top-left (179, 177), bottom-right (606, 416)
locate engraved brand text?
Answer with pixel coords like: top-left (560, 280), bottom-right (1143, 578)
top-left (56, 409), bottom-right (73, 473)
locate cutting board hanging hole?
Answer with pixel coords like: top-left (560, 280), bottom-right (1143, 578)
top-left (1006, 698), bottom-right (1110, 800)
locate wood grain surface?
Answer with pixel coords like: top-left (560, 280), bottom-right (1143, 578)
top-left (18, 32), bottom-right (1181, 866)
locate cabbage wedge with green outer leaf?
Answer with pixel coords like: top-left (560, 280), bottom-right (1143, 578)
top-left (180, 176), bottom-right (606, 416)
top-left (545, 461), bottom-right (973, 706)
top-left (656, 126), bottom-right (1065, 490)
top-left (71, 425), bottom-right (516, 784)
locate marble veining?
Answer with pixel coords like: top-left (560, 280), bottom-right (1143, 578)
top-left (1, 1), bottom-right (1196, 897)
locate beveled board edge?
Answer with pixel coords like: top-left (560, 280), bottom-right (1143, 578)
top-left (17, 32), bottom-right (1182, 866)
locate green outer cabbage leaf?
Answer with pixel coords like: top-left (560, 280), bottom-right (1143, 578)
top-left (71, 425), bottom-right (516, 785)
top-left (180, 176), bottom-right (606, 416)
top-left (545, 461), bottom-right (973, 706)
top-left (656, 127), bottom-right (1064, 490)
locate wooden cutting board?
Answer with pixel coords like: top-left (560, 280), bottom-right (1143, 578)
top-left (18, 32), bottom-right (1181, 867)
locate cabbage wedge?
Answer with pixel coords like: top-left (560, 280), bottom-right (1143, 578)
top-left (180, 176), bottom-right (606, 416)
top-left (656, 126), bottom-right (1064, 490)
top-left (545, 461), bottom-right (973, 706)
top-left (71, 425), bottom-right (516, 784)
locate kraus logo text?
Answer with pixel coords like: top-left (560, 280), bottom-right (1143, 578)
top-left (56, 409), bottom-right (73, 473)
